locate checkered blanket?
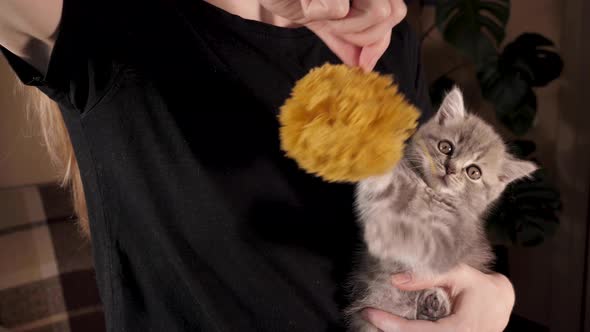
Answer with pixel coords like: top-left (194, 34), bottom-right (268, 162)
top-left (0, 184), bottom-right (105, 332)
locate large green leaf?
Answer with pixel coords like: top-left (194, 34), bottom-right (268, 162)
top-left (501, 33), bottom-right (563, 87)
top-left (477, 33), bottom-right (562, 135)
top-left (478, 66), bottom-right (537, 135)
top-left (436, 0), bottom-right (510, 67)
top-left (479, 69), bottom-right (529, 117)
top-left (486, 169), bottom-right (562, 247)
top-left (497, 88), bottom-right (537, 135)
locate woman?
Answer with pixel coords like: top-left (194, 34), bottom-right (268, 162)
top-left (0, 0), bottom-right (514, 331)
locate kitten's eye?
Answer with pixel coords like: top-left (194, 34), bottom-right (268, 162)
top-left (438, 140), bottom-right (454, 155)
top-left (466, 165), bottom-right (482, 180)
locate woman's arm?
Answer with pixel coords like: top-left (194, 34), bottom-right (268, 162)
top-left (0, 0), bottom-right (63, 73)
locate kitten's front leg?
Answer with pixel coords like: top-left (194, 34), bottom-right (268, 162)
top-left (363, 213), bottom-right (427, 266)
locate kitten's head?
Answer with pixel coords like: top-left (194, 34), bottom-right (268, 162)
top-left (408, 87), bottom-right (537, 209)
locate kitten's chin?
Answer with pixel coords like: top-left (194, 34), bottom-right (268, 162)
top-left (436, 184), bottom-right (457, 196)
top-left (422, 172), bottom-right (442, 191)
top-left (425, 174), bottom-right (458, 195)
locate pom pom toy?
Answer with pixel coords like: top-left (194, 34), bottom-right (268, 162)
top-left (279, 64), bottom-right (420, 182)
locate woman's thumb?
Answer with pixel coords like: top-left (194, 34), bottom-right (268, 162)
top-left (391, 265), bottom-right (472, 291)
top-left (391, 272), bottom-right (442, 291)
top-left (303, 0), bottom-right (350, 21)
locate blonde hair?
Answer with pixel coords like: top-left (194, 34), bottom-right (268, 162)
top-left (22, 84), bottom-right (90, 237)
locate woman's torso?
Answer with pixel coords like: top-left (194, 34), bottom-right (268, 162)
top-left (2, 0), bottom-right (433, 330)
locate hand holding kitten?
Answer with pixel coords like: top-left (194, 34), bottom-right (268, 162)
top-left (362, 264), bottom-right (515, 332)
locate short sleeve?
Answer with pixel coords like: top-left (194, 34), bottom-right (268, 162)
top-left (1, 0), bottom-right (168, 113)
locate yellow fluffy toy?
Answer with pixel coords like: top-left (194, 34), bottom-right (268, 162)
top-left (279, 64), bottom-right (420, 182)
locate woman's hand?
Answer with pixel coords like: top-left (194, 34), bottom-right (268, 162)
top-left (362, 264), bottom-right (515, 332)
top-left (257, 0), bottom-right (407, 72)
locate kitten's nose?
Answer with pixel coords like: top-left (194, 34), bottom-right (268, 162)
top-left (446, 165), bottom-right (457, 175)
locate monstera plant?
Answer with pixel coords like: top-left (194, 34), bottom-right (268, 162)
top-left (436, 0), bottom-right (509, 67)
top-left (420, 0), bottom-right (563, 247)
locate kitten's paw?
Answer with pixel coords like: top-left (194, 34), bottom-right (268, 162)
top-left (417, 287), bottom-right (451, 321)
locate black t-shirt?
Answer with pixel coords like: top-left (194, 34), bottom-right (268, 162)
top-left (2, 0), bottom-right (433, 331)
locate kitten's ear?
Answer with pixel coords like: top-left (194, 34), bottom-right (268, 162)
top-left (499, 156), bottom-right (538, 184)
top-left (436, 86), bottom-right (466, 125)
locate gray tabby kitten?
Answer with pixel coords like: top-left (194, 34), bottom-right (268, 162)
top-left (346, 88), bottom-right (537, 331)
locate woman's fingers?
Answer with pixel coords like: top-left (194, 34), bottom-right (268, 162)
top-left (390, 272), bottom-right (448, 292)
top-left (391, 264), bottom-right (472, 292)
top-left (328, 0), bottom-right (392, 34)
top-left (300, 0), bottom-right (407, 71)
top-left (258, 0), bottom-right (350, 23)
top-left (301, 0), bottom-right (350, 21)
top-left (328, 0), bottom-right (406, 71)
top-left (359, 29), bottom-right (391, 72)
top-left (329, 0), bottom-right (406, 45)
top-left (339, 19), bottom-right (393, 47)
top-left (308, 22), bottom-right (361, 67)
top-left (362, 308), bottom-right (454, 332)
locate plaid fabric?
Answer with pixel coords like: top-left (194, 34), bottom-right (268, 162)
top-left (0, 184), bottom-right (105, 332)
